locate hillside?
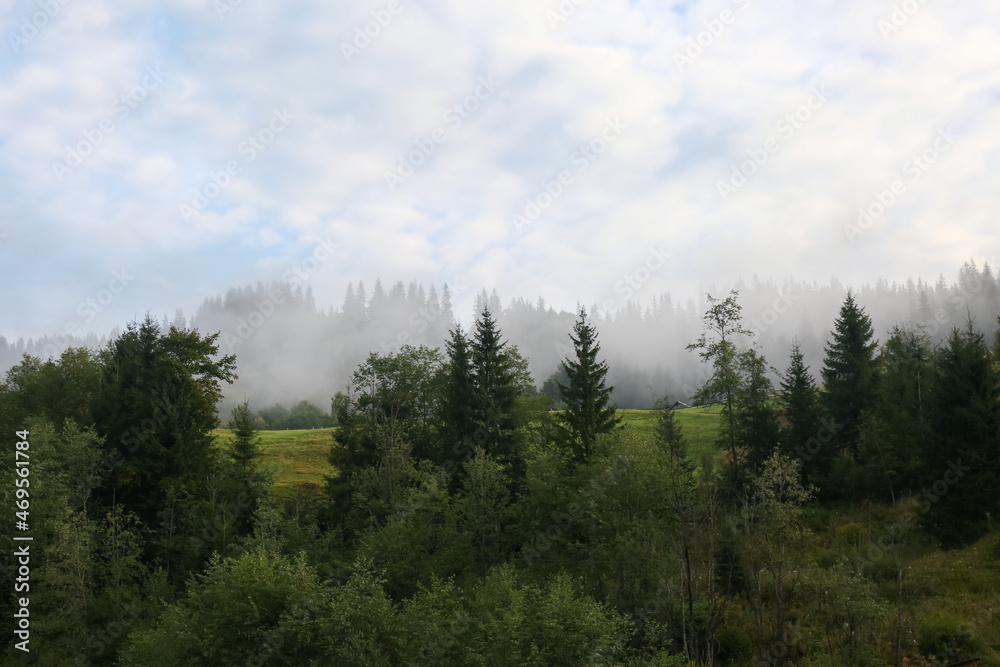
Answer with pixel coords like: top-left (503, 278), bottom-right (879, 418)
top-left (213, 406), bottom-right (1000, 665)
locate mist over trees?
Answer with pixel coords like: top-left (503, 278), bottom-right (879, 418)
top-left (3, 261), bottom-right (999, 415)
top-left (2, 268), bottom-right (999, 664)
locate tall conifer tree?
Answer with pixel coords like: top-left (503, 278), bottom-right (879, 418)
top-left (443, 324), bottom-right (478, 452)
top-left (470, 308), bottom-right (518, 464)
top-left (779, 341), bottom-right (823, 480)
top-left (821, 292), bottom-right (879, 458)
top-left (557, 308), bottom-right (622, 462)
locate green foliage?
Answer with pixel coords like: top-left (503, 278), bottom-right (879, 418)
top-left (97, 505), bottom-right (148, 611)
top-left (779, 341), bottom-right (823, 481)
top-left (733, 450), bottom-right (814, 657)
top-left (326, 345), bottom-right (445, 531)
top-left (463, 565), bottom-right (627, 666)
top-left (312, 561), bottom-right (398, 666)
top-left (799, 565), bottom-right (892, 662)
top-left (394, 577), bottom-right (470, 665)
top-left (821, 292), bottom-right (879, 461)
top-left (34, 508), bottom-right (97, 647)
top-left (542, 364), bottom-right (570, 410)
top-left (92, 316), bottom-right (237, 532)
top-left (469, 307), bottom-right (522, 469)
top-left (257, 400), bottom-right (331, 430)
top-left (442, 324), bottom-right (479, 457)
top-left (915, 611), bottom-right (982, 657)
top-left (0, 347), bottom-right (101, 433)
top-left (354, 461), bottom-right (454, 598)
top-left (120, 546), bottom-right (324, 666)
top-left (230, 400), bottom-right (264, 473)
top-left (556, 307), bottom-right (623, 463)
top-left (923, 319), bottom-right (1000, 542)
top-left (687, 290), bottom-right (753, 482)
top-left (452, 450), bottom-right (514, 573)
top-left (734, 347), bottom-right (781, 474)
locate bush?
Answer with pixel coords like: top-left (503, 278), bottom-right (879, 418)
top-left (915, 611), bottom-right (982, 657)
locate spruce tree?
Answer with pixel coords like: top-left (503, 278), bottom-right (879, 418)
top-left (230, 400), bottom-right (263, 475)
top-left (924, 319), bottom-right (1000, 542)
top-left (442, 324), bottom-right (478, 453)
top-left (229, 401), bottom-right (270, 506)
top-left (875, 326), bottom-right (933, 490)
top-left (779, 341), bottom-right (823, 481)
top-left (470, 308), bottom-right (518, 464)
top-left (556, 308), bottom-right (622, 462)
top-left (820, 292), bottom-right (879, 459)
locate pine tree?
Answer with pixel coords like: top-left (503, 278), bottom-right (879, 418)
top-left (821, 292), bottom-right (879, 459)
top-left (442, 325), bottom-right (478, 453)
top-left (556, 308), bottom-right (622, 462)
top-left (470, 308), bottom-right (519, 464)
top-left (440, 284), bottom-right (455, 331)
top-left (779, 341), bottom-right (823, 481)
top-left (924, 319), bottom-right (1000, 542)
top-left (875, 326), bottom-right (933, 492)
top-left (230, 400), bottom-right (263, 474)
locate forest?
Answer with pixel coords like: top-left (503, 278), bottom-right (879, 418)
top-left (1, 283), bottom-right (999, 666)
top-left (4, 260), bottom-right (999, 415)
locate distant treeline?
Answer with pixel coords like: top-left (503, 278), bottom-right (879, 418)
top-left (3, 260), bottom-right (999, 412)
top-left (252, 400), bottom-right (332, 430)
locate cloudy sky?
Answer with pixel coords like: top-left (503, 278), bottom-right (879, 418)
top-left (2, 0), bottom-right (999, 339)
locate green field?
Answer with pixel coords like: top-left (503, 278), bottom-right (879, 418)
top-left (620, 404), bottom-right (724, 461)
top-left (213, 405), bottom-right (726, 495)
top-left (213, 426), bottom-right (337, 492)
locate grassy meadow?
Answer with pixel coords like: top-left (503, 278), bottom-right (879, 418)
top-left (212, 404), bottom-right (726, 496)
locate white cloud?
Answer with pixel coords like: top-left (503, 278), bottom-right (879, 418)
top-left (1, 0), bottom-right (999, 338)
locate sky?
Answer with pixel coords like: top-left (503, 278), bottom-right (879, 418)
top-left (2, 0), bottom-right (999, 340)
